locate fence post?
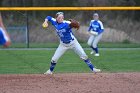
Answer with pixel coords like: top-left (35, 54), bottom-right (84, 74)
top-left (26, 11), bottom-right (29, 48)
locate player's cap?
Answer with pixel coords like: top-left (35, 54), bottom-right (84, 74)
top-left (93, 13), bottom-right (99, 16)
top-left (56, 12), bottom-right (64, 18)
top-left (56, 12), bottom-right (64, 15)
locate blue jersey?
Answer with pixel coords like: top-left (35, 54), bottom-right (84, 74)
top-left (46, 16), bottom-right (75, 43)
top-left (88, 20), bottom-right (104, 34)
top-left (0, 27), bottom-right (7, 45)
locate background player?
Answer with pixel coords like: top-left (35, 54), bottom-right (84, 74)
top-left (87, 13), bottom-right (104, 56)
top-left (42, 12), bottom-right (101, 74)
top-left (0, 13), bottom-right (11, 47)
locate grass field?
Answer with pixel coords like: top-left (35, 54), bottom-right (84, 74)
top-left (0, 48), bottom-right (140, 74)
top-left (7, 42), bottom-right (140, 48)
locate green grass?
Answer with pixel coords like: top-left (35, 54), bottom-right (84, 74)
top-left (8, 42), bottom-right (140, 48)
top-left (0, 49), bottom-right (140, 74)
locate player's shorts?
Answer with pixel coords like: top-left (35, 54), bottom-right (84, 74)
top-left (0, 27), bottom-right (9, 45)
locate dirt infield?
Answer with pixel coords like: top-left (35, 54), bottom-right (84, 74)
top-left (0, 73), bottom-right (140, 93)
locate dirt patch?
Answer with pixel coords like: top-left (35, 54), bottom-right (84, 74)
top-left (0, 73), bottom-right (140, 93)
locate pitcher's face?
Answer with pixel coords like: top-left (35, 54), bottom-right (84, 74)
top-left (56, 14), bottom-right (64, 23)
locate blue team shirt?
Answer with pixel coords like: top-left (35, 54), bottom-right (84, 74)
top-left (46, 16), bottom-right (74, 43)
top-left (88, 20), bottom-right (104, 34)
top-left (0, 27), bottom-right (6, 45)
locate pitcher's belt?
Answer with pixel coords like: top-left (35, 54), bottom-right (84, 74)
top-left (62, 38), bottom-right (74, 44)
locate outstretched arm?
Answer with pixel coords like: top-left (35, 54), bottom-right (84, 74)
top-left (42, 18), bottom-right (48, 28)
top-left (42, 16), bottom-right (55, 28)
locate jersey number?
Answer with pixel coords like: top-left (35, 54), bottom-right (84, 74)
top-left (58, 32), bottom-right (64, 37)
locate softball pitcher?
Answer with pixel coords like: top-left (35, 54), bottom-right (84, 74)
top-left (0, 13), bottom-right (11, 48)
top-left (43, 12), bottom-right (101, 74)
top-left (87, 13), bottom-right (104, 56)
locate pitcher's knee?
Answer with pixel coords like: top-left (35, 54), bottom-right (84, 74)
top-left (51, 60), bottom-right (57, 63)
top-left (51, 57), bottom-right (58, 63)
top-left (80, 55), bottom-right (88, 60)
top-left (51, 55), bottom-right (61, 63)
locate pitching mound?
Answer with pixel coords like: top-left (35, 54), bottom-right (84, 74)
top-left (0, 73), bottom-right (140, 93)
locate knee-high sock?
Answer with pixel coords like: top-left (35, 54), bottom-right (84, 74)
top-left (84, 59), bottom-right (94, 71)
top-left (50, 62), bottom-right (56, 72)
top-left (90, 46), bottom-right (99, 53)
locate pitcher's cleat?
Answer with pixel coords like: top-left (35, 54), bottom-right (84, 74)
top-left (44, 69), bottom-right (53, 75)
top-left (94, 53), bottom-right (100, 56)
top-left (93, 68), bottom-right (101, 73)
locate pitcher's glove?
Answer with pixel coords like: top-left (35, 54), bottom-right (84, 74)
top-left (69, 19), bottom-right (80, 30)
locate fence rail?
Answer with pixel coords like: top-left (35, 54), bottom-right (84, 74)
top-left (0, 7), bottom-right (140, 11)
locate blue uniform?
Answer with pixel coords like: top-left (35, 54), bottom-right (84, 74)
top-left (0, 27), bottom-right (7, 45)
top-left (87, 20), bottom-right (104, 55)
top-left (46, 16), bottom-right (74, 44)
top-left (88, 20), bottom-right (104, 34)
top-left (44, 15), bottom-right (101, 74)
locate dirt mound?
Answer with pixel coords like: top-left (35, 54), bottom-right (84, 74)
top-left (0, 73), bottom-right (140, 93)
